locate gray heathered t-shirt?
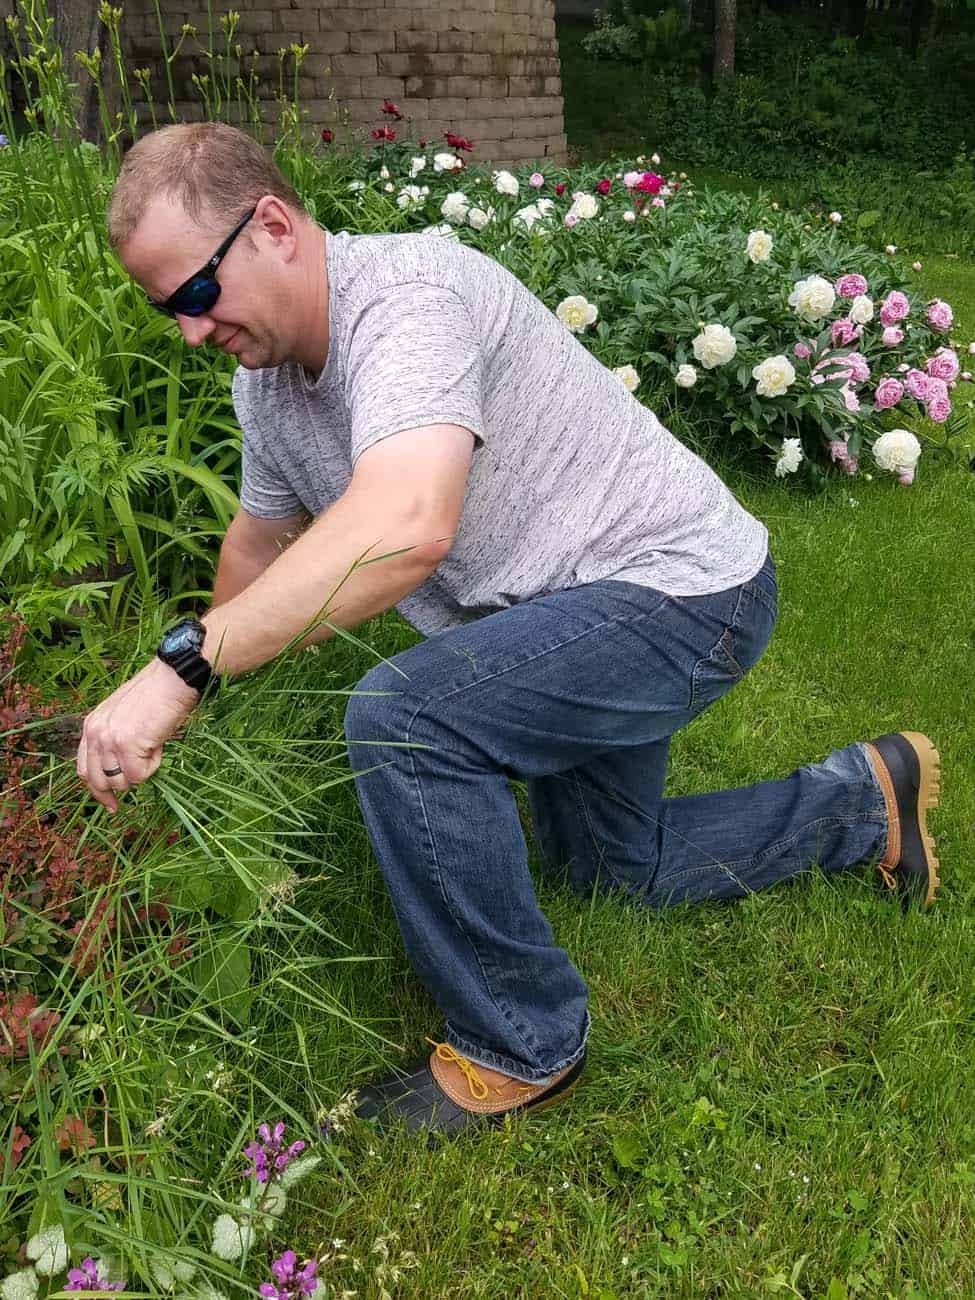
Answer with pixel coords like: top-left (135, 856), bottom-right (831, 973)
top-left (232, 229), bottom-right (768, 637)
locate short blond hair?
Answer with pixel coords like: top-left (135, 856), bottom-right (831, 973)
top-left (107, 122), bottom-right (306, 251)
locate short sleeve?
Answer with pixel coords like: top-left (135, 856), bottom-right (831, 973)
top-left (343, 282), bottom-right (485, 466)
top-left (233, 367), bottom-right (306, 518)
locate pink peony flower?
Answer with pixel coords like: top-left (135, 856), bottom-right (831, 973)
top-left (844, 352), bottom-right (870, 382)
top-left (926, 376), bottom-right (949, 402)
top-left (651, 196), bottom-right (665, 208)
top-left (529, 171), bottom-right (544, 188)
top-left (926, 347), bottom-right (959, 382)
top-left (905, 368), bottom-right (931, 401)
top-left (882, 326), bottom-right (905, 347)
top-left (831, 318), bottom-right (862, 346)
top-left (926, 394), bottom-right (952, 422)
top-left (794, 341), bottom-right (812, 360)
top-left (836, 273), bottom-right (868, 298)
top-left (873, 377), bottom-right (904, 410)
top-left (564, 211), bottom-right (579, 227)
top-left (879, 291), bottom-right (910, 326)
top-left (622, 170), bottom-right (643, 188)
top-left (636, 171), bottom-right (665, 194)
top-left (841, 382), bottom-right (861, 413)
top-left (899, 469), bottom-right (915, 485)
top-left (927, 299), bottom-right (953, 331)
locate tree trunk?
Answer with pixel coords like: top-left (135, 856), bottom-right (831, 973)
top-left (909, 0), bottom-right (932, 56)
top-left (713, 0), bottom-right (736, 81)
top-left (846, 0), bottom-right (868, 38)
top-left (49, 0), bottom-right (111, 142)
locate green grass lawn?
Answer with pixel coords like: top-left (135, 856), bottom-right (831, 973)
top-left (281, 238), bottom-right (975, 1300)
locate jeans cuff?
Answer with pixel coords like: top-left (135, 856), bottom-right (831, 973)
top-left (854, 740), bottom-right (890, 860)
top-left (442, 1008), bottom-right (591, 1085)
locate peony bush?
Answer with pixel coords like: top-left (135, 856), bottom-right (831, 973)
top-left (329, 128), bottom-right (970, 486)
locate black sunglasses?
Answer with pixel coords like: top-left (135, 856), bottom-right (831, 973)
top-left (146, 206), bottom-right (257, 318)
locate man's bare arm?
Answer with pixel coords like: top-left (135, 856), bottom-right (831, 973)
top-left (210, 507), bottom-right (310, 608)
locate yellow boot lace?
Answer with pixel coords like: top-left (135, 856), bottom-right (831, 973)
top-left (425, 1037), bottom-right (535, 1100)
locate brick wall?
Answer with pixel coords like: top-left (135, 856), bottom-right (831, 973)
top-left (120, 0), bottom-right (568, 169)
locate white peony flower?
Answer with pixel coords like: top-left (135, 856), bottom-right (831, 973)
top-left (613, 364), bottom-right (640, 392)
top-left (432, 152), bottom-right (462, 173)
top-left (829, 211), bottom-right (842, 223)
top-left (651, 152), bottom-right (661, 164)
top-left (26, 1227), bottom-right (68, 1278)
top-left (775, 437), bottom-right (804, 477)
top-left (555, 294), bottom-right (598, 333)
top-left (379, 166), bottom-right (390, 180)
top-left (383, 182), bottom-right (394, 192)
top-left (746, 229), bottom-right (773, 263)
top-left (789, 275), bottom-right (836, 323)
top-left (440, 190), bottom-right (471, 225)
top-left (409, 156), bottom-right (427, 178)
top-left (210, 1215), bottom-right (254, 1262)
top-left (873, 428), bottom-right (921, 474)
top-left (622, 210), bottom-right (636, 223)
top-left (396, 185), bottom-right (428, 212)
top-left (0, 1270), bottom-right (39, 1300)
top-left (849, 294), bottom-right (874, 325)
top-left (466, 204), bottom-right (495, 231)
top-left (279, 1153), bottom-right (323, 1189)
top-left (675, 363), bottom-right (698, 388)
top-left (692, 323), bottom-right (737, 369)
top-left (885, 243), bottom-right (897, 254)
top-left (752, 354), bottom-right (796, 397)
top-left (421, 222), bottom-right (459, 239)
top-left (512, 199), bottom-right (555, 230)
top-left (493, 169), bottom-right (519, 196)
top-left (568, 191), bottom-right (599, 220)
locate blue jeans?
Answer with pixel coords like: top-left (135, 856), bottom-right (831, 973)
top-left (344, 551), bottom-right (888, 1084)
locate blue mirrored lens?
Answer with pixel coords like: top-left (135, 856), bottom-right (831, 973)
top-left (170, 275), bottom-right (220, 317)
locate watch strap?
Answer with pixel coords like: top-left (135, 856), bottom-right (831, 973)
top-left (160, 647), bottom-right (217, 696)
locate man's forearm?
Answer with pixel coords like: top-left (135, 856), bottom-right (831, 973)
top-left (199, 494), bottom-right (445, 679)
top-left (210, 540), bottom-right (273, 609)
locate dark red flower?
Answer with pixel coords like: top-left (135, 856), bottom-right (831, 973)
top-left (419, 138), bottom-right (427, 147)
top-left (555, 182), bottom-right (566, 196)
top-left (673, 181), bottom-right (681, 191)
top-left (597, 178), bottom-right (612, 195)
top-left (320, 128), bottom-right (333, 144)
top-left (445, 130), bottom-right (473, 152)
top-left (371, 125), bottom-right (396, 143)
top-left (56, 1114), bottom-right (95, 1157)
top-left (381, 99), bottom-right (403, 120)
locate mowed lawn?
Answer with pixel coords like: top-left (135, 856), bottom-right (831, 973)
top-left (283, 254), bottom-right (975, 1296)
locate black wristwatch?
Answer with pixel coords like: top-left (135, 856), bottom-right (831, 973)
top-left (156, 617), bottom-right (217, 697)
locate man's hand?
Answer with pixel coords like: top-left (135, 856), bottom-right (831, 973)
top-left (76, 657), bottom-right (201, 813)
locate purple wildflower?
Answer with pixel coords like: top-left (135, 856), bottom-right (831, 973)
top-left (259, 1251), bottom-right (319, 1300)
top-left (65, 1259), bottom-right (125, 1292)
top-left (0, 134), bottom-right (9, 149)
top-left (243, 1121), bottom-right (306, 1184)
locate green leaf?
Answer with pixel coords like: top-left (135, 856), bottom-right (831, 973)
top-left (188, 933), bottom-right (253, 1025)
top-left (856, 210), bottom-right (881, 231)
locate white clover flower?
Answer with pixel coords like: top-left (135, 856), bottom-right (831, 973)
top-left (151, 1259), bottom-right (197, 1290)
top-left (555, 294), bottom-right (598, 333)
top-left (262, 1182), bottom-right (288, 1217)
top-left (493, 169), bottom-right (519, 196)
top-left (568, 191), bottom-right (599, 220)
top-left (675, 363), bottom-right (698, 388)
top-left (396, 184), bottom-right (427, 212)
top-left (613, 364), bottom-right (640, 392)
top-left (746, 229), bottom-right (773, 263)
top-left (829, 210), bottom-right (842, 223)
top-left (409, 156), bottom-right (427, 178)
top-left (26, 1227), bottom-right (68, 1278)
top-left (849, 294), bottom-right (874, 325)
top-left (440, 190), bottom-right (471, 224)
top-left (421, 222), bottom-right (459, 239)
top-left (210, 1215), bottom-right (254, 1262)
top-left (873, 428), bottom-right (921, 474)
top-left (467, 204), bottom-right (495, 230)
top-left (885, 243), bottom-right (897, 254)
top-left (187, 1286), bottom-right (230, 1300)
top-left (279, 1153), bottom-right (323, 1189)
top-left (788, 274), bottom-right (836, 322)
top-left (432, 152), bottom-right (462, 173)
top-left (0, 1270), bottom-right (39, 1300)
top-left (692, 323), bottom-right (737, 368)
top-left (752, 354), bottom-right (796, 397)
top-left (622, 210), bottom-right (636, 223)
top-left (775, 437), bottom-right (803, 477)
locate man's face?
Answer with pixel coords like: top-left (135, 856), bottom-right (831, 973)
top-left (119, 194), bottom-right (291, 369)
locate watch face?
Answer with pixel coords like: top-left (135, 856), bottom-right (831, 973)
top-left (161, 621), bottom-right (203, 655)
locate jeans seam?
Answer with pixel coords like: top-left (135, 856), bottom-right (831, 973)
top-left (651, 809), bottom-right (888, 889)
top-left (444, 1008), bottom-right (591, 1083)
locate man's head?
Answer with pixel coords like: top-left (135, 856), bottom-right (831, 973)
top-left (108, 123), bottom-right (326, 371)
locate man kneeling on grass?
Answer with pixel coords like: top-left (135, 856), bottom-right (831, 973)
top-left (76, 122), bottom-right (943, 1141)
